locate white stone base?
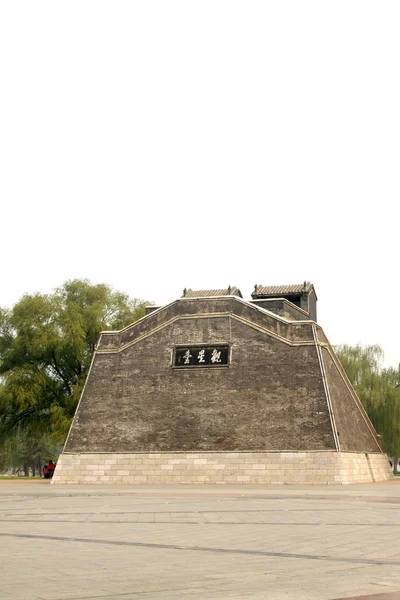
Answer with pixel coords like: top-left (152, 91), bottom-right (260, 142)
top-left (52, 451), bottom-right (393, 485)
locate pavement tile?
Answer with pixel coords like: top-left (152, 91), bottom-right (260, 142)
top-left (1, 482), bottom-right (400, 599)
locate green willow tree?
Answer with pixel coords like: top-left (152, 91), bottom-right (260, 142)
top-left (0, 430), bottom-right (59, 476)
top-left (0, 280), bottom-right (149, 468)
top-left (335, 344), bottom-right (400, 472)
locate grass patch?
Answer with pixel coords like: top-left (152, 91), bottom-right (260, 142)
top-left (0, 476), bottom-right (43, 480)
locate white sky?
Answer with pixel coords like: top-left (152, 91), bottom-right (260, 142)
top-left (1, 2), bottom-right (399, 368)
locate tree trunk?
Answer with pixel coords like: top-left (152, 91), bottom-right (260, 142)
top-left (393, 457), bottom-right (399, 474)
top-left (23, 462), bottom-right (29, 477)
top-left (37, 456), bottom-right (42, 477)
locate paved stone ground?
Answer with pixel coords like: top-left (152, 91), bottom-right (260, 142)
top-left (1, 481), bottom-right (400, 600)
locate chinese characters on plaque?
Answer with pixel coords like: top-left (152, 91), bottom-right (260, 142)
top-left (174, 346), bottom-right (229, 367)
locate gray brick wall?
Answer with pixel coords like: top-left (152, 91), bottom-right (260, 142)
top-left (64, 297), bottom-right (383, 462)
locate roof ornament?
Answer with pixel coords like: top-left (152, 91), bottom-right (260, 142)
top-left (254, 284), bottom-right (258, 294)
top-left (228, 285), bottom-right (231, 294)
top-left (183, 288), bottom-right (187, 297)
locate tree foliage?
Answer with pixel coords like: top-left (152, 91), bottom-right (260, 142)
top-left (0, 430), bottom-right (59, 476)
top-left (0, 280), bottom-right (149, 459)
top-left (335, 344), bottom-right (400, 461)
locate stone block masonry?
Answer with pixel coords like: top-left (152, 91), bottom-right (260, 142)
top-left (52, 451), bottom-right (392, 485)
top-left (55, 292), bottom-right (392, 485)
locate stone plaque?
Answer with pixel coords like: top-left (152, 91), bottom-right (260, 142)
top-left (174, 345), bottom-right (229, 367)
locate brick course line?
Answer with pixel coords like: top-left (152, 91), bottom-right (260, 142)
top-left (330, 593), bottom-right (400, 600)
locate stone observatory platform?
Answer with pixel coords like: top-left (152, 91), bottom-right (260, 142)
top-left (53, 283), bottom-right (392, 485)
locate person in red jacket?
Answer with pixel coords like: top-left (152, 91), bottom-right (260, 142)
top-left (47, 460), bottom-right (55, 478)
